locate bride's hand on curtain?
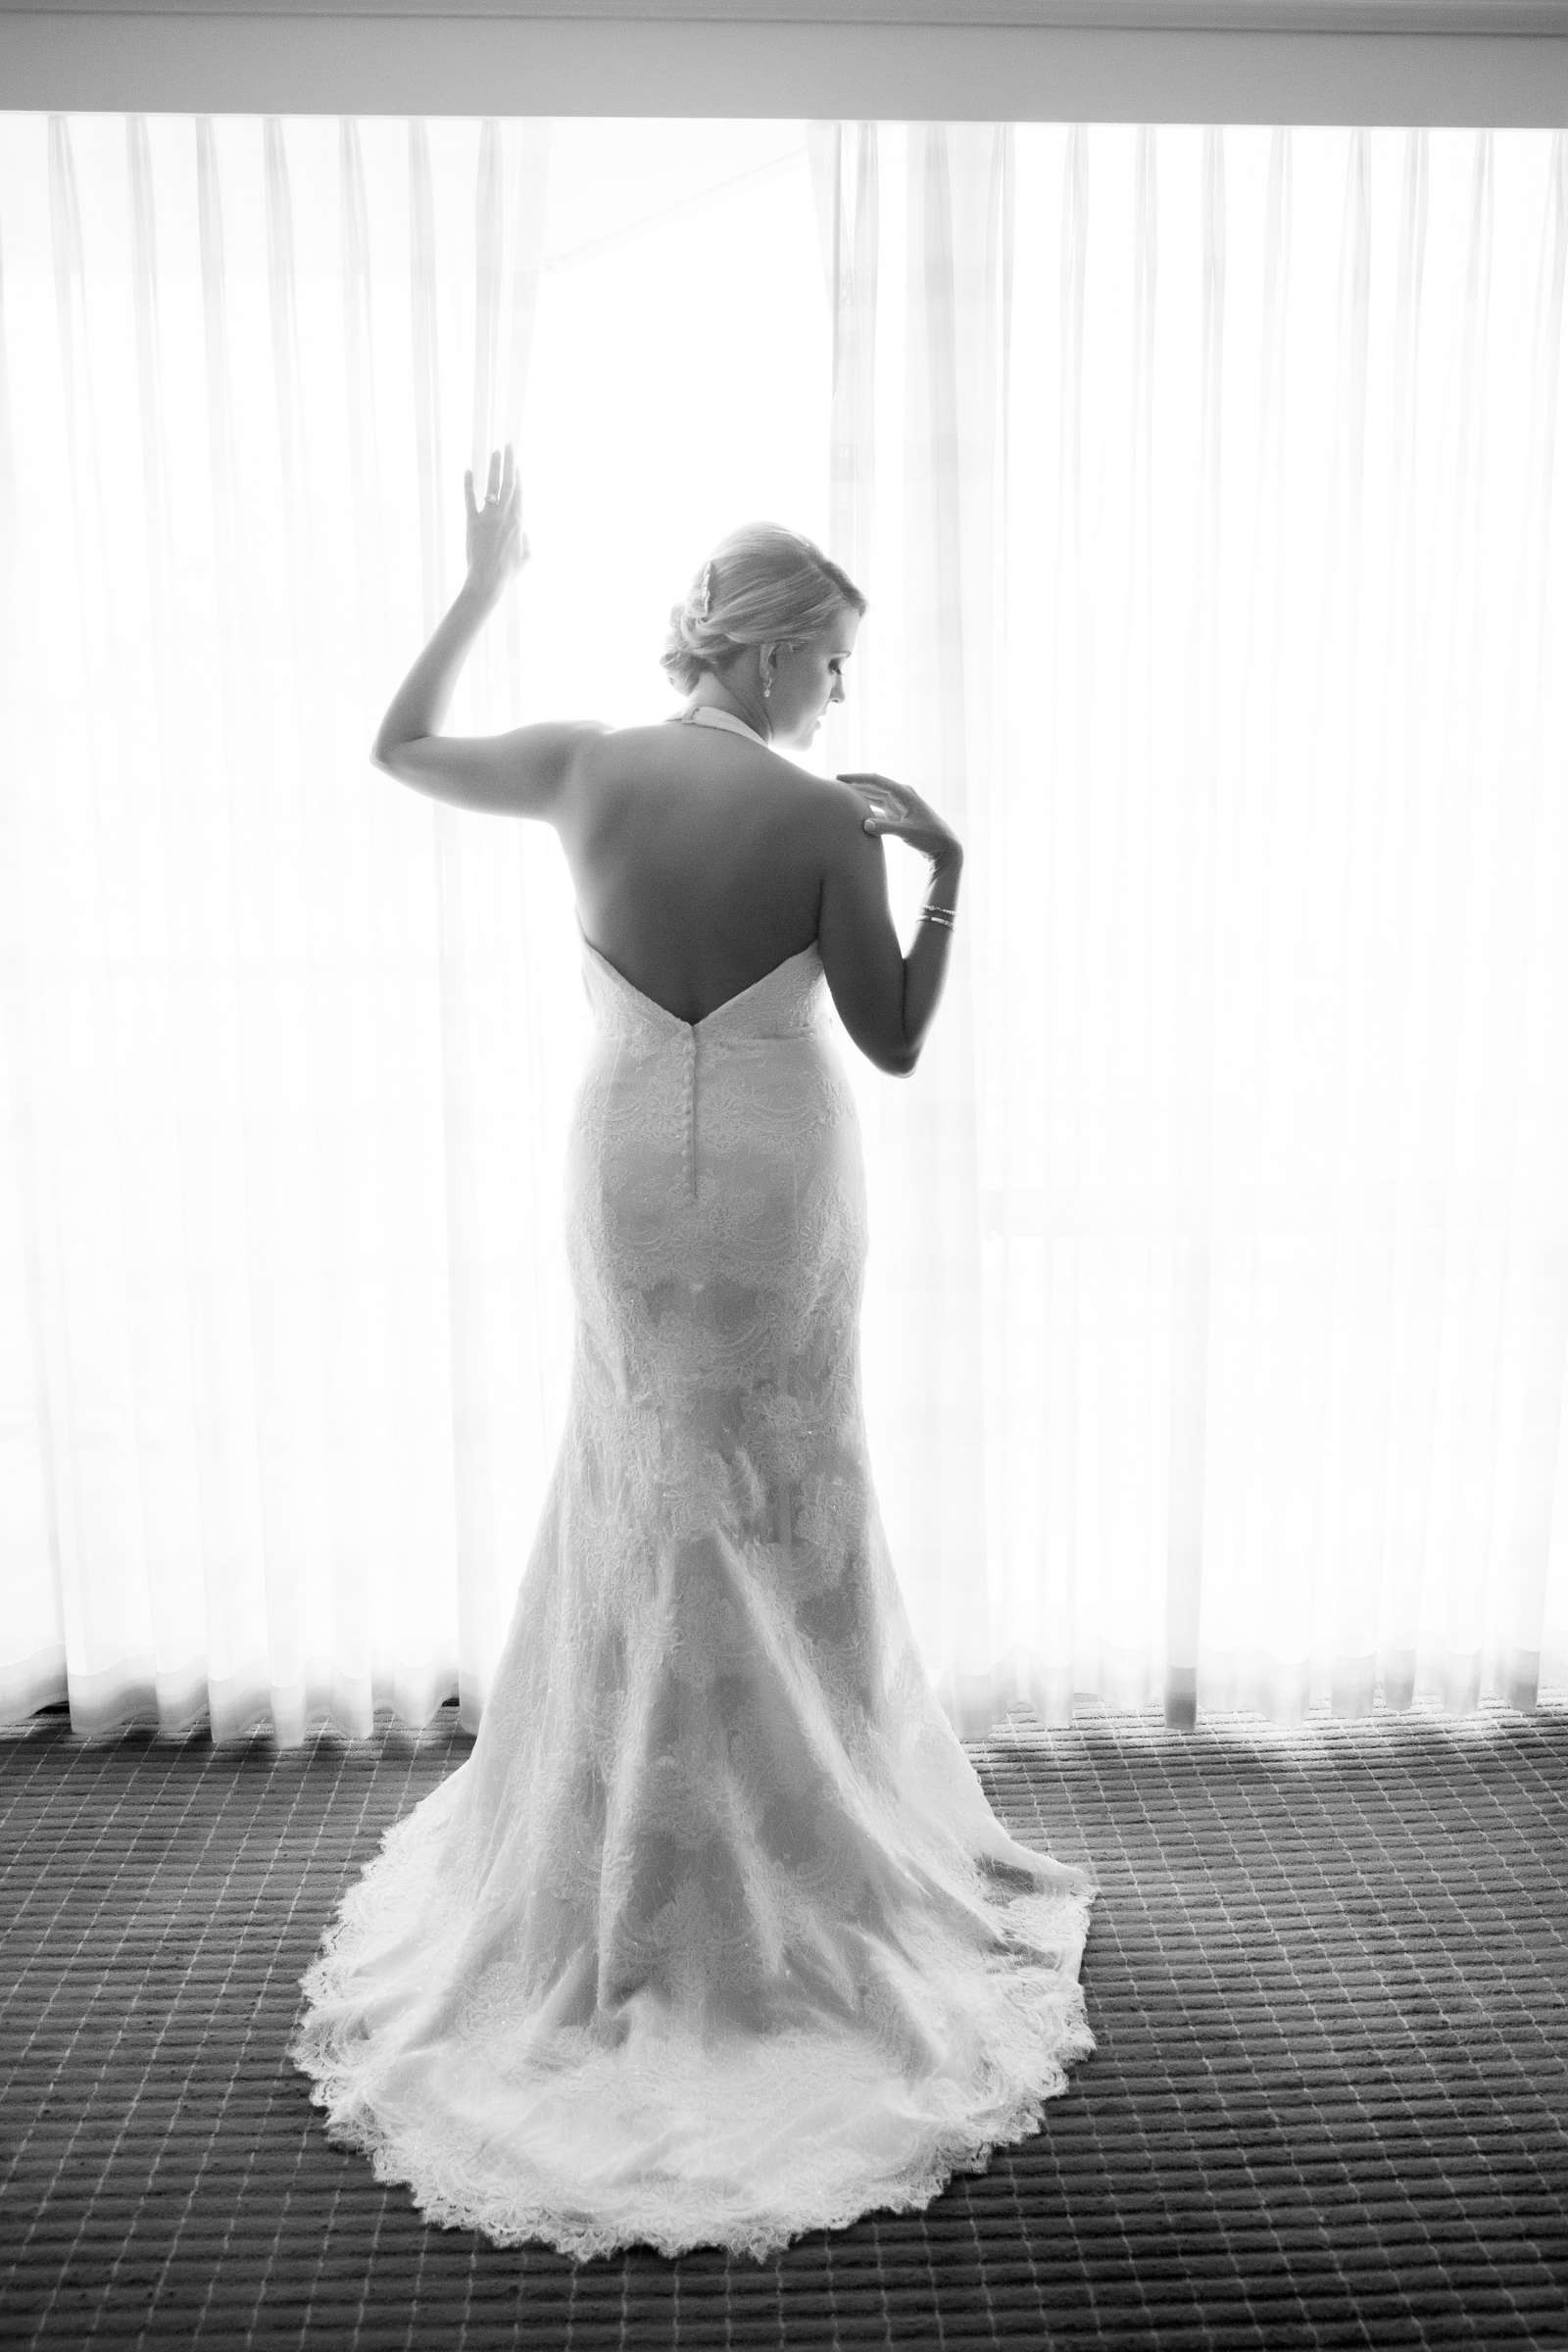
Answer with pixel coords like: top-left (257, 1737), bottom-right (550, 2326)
top-left (838, 771), bottom-right (963, 867)
top-left (463, 443), bottom-right (529, 604)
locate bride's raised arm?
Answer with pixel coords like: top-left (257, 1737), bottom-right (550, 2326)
top-left (369, 444), bottom-right (608, 824)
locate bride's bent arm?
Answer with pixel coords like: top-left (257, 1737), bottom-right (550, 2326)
top-left (816, 791), bottom-right (962, 1078)
top-left (369, 576), bottom-right (609, 824)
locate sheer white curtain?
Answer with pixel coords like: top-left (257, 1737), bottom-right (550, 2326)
top-left (0, 113), bottom-right (829, 1744)
top-left (809, 121), bottom-right (1568, 1732)
top-left (2, 115), bottom-right (1564, 1747)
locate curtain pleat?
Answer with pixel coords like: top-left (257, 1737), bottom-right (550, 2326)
top-left (1, 118), bottom-right (1563, 1745)
top-left (334, 113), bottom-right (412, 1741)
top-left (408, 118), bottom-right (490, 1724)
top-left (497, 126), bottom-right (558, 1456)
top-left (122, 117), bottom-right (209, 1731)
top-left (198, 113), bottom-right (315, 1741)
top-left (1508, 142), bottom-right (1568, 1686)
top-left (808, 121), bottom-right (878, 646)
top-left (901, 126), bottom-right (1008, 1726)
top-left (42, 116), bottom-right (166, 1733)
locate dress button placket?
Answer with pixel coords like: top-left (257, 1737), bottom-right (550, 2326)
top-left (685, 1031), bottom-right (697, 1199)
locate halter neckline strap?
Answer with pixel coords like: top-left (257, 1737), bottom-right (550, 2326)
top-left (669, 706), bottom-right (770, 747)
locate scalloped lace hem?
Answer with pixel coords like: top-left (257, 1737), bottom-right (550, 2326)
top-left (288, 1913), bottom-right (1098, 2265)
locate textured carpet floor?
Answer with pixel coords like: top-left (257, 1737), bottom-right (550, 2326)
top-left (1, 1692), bottom-right (1565, 2352)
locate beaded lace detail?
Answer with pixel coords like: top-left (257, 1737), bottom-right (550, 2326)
top-left (288, 931), bottom-right (1098, 2263)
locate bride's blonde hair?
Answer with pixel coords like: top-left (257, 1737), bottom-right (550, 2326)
top-left (662, 523), bottom-right (866, 694)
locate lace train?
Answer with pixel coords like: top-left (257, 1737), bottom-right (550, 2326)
top-left (289, 1773), bottom-right (1096, 2262)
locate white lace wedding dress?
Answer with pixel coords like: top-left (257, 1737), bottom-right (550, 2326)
top-left (289, 715), bottom-right (1099, 2262)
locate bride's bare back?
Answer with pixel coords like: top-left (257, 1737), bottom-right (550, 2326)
top-left (561, 722), bottom-right (854, 1028)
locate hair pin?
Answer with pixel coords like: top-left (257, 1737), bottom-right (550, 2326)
top-left (694, 560), bottom-right (713, 620)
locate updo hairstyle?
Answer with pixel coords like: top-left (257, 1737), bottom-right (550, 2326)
top-left (661, 522), bottom-right (867, 696)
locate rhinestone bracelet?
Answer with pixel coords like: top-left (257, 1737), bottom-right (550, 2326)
top-left (919, 905), bottom-right (956, 929)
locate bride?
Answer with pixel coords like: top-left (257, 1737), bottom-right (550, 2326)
top-left (289, 443), bottom-right (1099, 2264)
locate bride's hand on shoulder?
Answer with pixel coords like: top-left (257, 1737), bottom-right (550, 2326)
top-left (836, 771), bottom-right (963, 866)
top-left (463, 442), bottom-right (529, 603)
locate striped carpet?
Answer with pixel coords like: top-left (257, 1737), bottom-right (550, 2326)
top-left (2, 1691), bottom-right (1565, 2351)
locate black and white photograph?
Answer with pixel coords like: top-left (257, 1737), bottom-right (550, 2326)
top-left (1, 4), bottom-right (1565, 2347)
